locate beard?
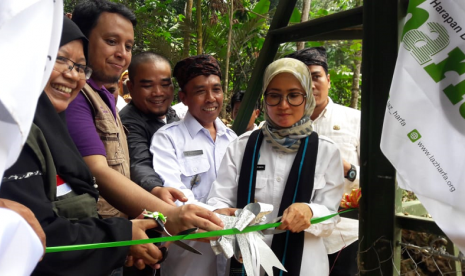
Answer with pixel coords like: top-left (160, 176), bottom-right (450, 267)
top-left (89, 68), bottom-right (120, 84)
top-left (148, 106), bottom-right (170, 118)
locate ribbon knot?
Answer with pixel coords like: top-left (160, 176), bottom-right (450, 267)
top-left (211, 203), bottom-right (287, 276)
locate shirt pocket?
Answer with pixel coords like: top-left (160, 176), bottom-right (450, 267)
top-left (328, 131), bottom-right (357, 153)
top-left (255, 169), bottom-right (270, 189)
top-left (250, 171), bottom-right (273, 206)
top-left (180, 155), bottom-right (210, 180)
top-left (313, 174), bottom-right (326, 189)
top-left (180, 155), bottom-right (211, 201)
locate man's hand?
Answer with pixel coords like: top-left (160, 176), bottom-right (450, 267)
top-left (342, 159), bottom-right (351, 177)
top-left (0, 199), bottom-right (46, 257)
top-left (277, 203), bottom-right (313, 233)
top-left (128, 219), bottom-right (163, 270)
top-left (214, 207), bottom-right (237, 216)
top-left (151, 187), bottom-right (187, 206)
top-left (163, 204), bottom-right (224, 242)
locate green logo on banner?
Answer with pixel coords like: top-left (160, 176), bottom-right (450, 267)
top-left (408, 129), bottom-right (422, 142)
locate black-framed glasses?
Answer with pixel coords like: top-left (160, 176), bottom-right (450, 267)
top-left (264, 92), bottom-right (307, 107)
top-left (54, 56), bottom-right (93, 80)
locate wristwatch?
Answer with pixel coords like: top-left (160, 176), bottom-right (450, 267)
top-left (345, 164), bottom-right (357, 182)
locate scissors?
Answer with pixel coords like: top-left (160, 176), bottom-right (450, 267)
top-left (155, 219), bottom-right (202, 255)
top-left (144, 211), bottom-right (202, 255)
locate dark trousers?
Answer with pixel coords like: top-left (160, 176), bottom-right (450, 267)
top-left (122, 266), bottom-right (156, 276)
top-left (328, 240), bottom-right (359, 276)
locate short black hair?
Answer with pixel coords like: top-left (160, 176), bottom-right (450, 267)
top-left (128, 52), bottom-right (171, 81)
top-left (72, 0), bottom-right (137, 38)
top-left (104, 82), bottom-right (118, 94)
top-left (230, 90), bottom-right (260, 111)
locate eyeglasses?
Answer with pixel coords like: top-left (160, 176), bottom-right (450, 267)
top-left (264, 92), bottom-right (307, 107)
top-left (54, 56), bottom-right (93, 80)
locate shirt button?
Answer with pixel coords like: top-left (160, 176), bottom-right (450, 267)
top-left (93, 184), bottom-right (98, 189)
top-left (276, 177), bottom-right (281, 182)
top-left (193, 167), bottom-right (198, 173)
top-left (278, 154), bottom-right (283, 159)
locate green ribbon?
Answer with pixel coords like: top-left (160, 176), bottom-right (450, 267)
top-left (46, 209), bottom-right (354, 253)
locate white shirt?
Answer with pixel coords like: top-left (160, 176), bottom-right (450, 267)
top-left (116, 95), bottom-right (127, 112)
top-left (171, 102), bottom-right (189, 119)
top-left (150, 111), bottom-right (237, 276)
top-left (207, 131), bottom-right (345, 276)
top-left (312, 97), bottom-right (361, 254)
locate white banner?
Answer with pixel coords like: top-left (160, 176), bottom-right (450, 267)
top-left (381, 0), bottom-right (465, 252)
top-left (0, 0), bottom-right (62, 181)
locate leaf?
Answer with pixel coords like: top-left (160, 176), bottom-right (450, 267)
top-left (316, 8), bottom-right (329, 16)
top-left (307, 41), bottom-right (322, 47)
top-left (289, 8), bottom-right (301, 23)
top-left (349, 43), bottom-right (361, 51)
top-left (250, 0), bottom-right (270, 19)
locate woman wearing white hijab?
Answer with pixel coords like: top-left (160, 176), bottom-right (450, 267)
top-left (207, 58), bottom-right (345, 275)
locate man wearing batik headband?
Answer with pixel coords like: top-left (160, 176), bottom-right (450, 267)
top-left (287, 47), bottom-right (361, 276)
top-left (150, 54), bottom-right (237, 276)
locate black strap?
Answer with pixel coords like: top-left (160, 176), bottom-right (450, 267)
top-left (270, 132), bottom-right (318, 276)
top-left (232, 130), bottom-right (319, 276)
top-left (230, 130), bottom-right (263, 276)
top-left (236, 129), bottom-right (263, 208)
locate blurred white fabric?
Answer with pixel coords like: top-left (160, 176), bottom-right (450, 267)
top-left (0, 0), bottom-right (63, 275)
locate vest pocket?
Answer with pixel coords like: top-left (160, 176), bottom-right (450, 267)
top-left (96, 119), bottom-right (127, 174)
top-left (97, 196), bottom-right (123, 218)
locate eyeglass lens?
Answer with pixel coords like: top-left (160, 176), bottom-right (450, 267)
top-left (265, 93), bottom-right (306, 106)
top-left (54, 57), bottom-right (92, 80)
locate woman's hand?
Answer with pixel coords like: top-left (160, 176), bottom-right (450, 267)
top-left (277, 203), bottom-right (313, 233)
top-left (128, 219), bottom-right (163, 270)
top-left (214, 207), bottom-right (237, 216)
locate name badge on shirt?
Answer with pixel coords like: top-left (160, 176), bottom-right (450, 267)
top-left (257, 164), bottom-right (266, 170)
top-left (184, 150), bottom-right (203, 157)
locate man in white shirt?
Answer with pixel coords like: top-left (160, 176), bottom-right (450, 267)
top-left (287, 47), bottom-right (361, 276)
top-left (150, 55), bottom-right (237, 276)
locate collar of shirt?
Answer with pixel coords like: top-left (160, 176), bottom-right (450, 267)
top-left (183, 111), bottom-right (227, 139)
top-left (86, 78), bottom-right (117, 119)
top-left (148, 108), bottom-right (178, 125)
top-left (314, 97), bottom-right (334, 122)
top-left (87, 78), bottom-right (106, 93)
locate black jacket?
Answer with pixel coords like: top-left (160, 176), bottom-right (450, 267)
top-left (1, 125), bottom-right (131, 276)
top-left (120, 102), bottom-right (180, 192)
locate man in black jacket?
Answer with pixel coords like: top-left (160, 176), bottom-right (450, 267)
top-left (121, 52), bottom-right (187, 205)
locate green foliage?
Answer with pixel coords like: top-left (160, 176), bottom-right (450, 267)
top-left (63, 0), bottom-right (363, 112)
top-left (289, 8), bottom-right (302, 23)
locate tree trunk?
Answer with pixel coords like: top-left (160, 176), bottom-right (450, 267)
top-left (221, 0), bottom-right (234, 119)
top-left (350, 50), bottom-right (362, 109)
top-left (349, 0), bottom-right (363, 109)
top-left (296, 0), bottom-right (311, 50)
top-left (183, 0), bottom-right (193, 58)
top-left (196, 0), bottom-right (202, 54)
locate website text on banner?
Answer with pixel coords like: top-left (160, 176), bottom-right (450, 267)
top-left (381, 0), bottom-right (465, 253)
